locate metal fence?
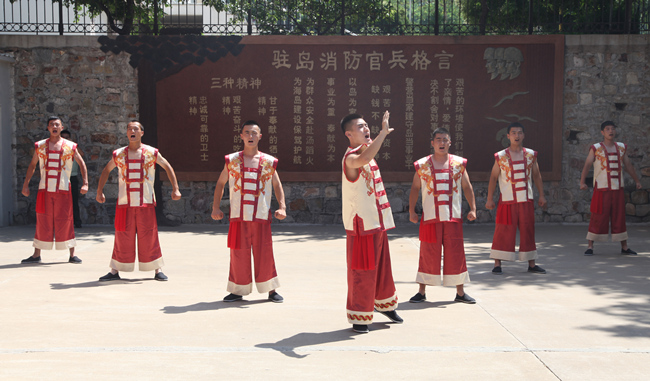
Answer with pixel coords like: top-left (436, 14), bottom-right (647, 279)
top-left (1, 0), bottom-right (649, 36)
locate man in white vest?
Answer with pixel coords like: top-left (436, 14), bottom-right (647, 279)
top-left (408, 127), bottom-right (477, 304)
top-left (486, 122), bottom-right (547, 275)
top-left (96, 121), bottom-right (181, 281)
top-left (21, 116), bottom-right (88, 264)
top-left (341, 111), bottom-right (402, 334)
top-left (212, 120), bottom-right (286, 303)
top-left (579, 121), bottom-right (642, 256)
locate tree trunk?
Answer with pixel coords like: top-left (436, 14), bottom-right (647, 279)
top-left (479, 0), bottom-right (488, 35)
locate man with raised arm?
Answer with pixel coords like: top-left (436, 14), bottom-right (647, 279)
top-left (96, 121), bottom-right (181, 281)
top-left (580, 121), bottom-right (642, 256)
top-left (341, 111), bottom-right (402, 334)
top-left (212, 120), bottom-right (286, 303)
top-left (486, 122), bottom-right (547, 275)
top-left (21, 116), bottom-right (88, 264)
top-left (408, 127), bottom-right (477, 304)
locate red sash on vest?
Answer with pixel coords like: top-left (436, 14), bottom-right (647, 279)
top-left (35, 191), bottom-right (46, 214)
top-left (419, 222), bottom-right (437, 243)
top-left (351, 216), bottom-right (375, 271)
top-left (115, 207), bottom-right (128, 232)
top-left (590, 190), bottom-right (603, 215)
top-left (496, 202), bottom-right (513, 225)
top-left (227, 221), bottom-right (241, 250)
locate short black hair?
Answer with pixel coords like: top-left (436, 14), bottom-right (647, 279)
top-left (507, 122), bottom-right (525, 134)
top-left (128, 120), bottom-right (144, 131)
top-left (340, 113), bottom-right (363, 135)
top-left (60, 129), bottom-right (71, 138)
top-left (432, 127), bottom-right (450, 140)
top-left (46, 116), bottom-right (62, 129)
top-left (242, 120), bottom-right (261, 133)
top-left (600, 121), bottom-right (617, 131)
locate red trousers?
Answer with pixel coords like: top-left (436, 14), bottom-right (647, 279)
top-left (417, 222), bottom-right (469, 286)
top-left (490, 201), bottom-right (538, 261)
top-left (587, 189), bottom-right (627, 242)
top-left (111, 206), bottom-right (164, 272)
top-left (33, 190), bottom-right (76, 250)
top-left (227, 221), bottom-right (279, 295)
top-left (346, 231), bottom-right (398, 325)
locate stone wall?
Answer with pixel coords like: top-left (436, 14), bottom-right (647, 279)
top-left (1, 36), bottom-right (138, 225)
top-left (2, 35), bottom-right (649, 226)
top-left (562, 35), bottom-right (650, 223)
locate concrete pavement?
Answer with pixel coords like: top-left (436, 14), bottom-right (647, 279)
top-left (1, 223), bottom-right (649, 380)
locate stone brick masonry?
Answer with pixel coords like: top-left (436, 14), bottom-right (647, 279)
top-left (2, 35), bottom-right (648, 227)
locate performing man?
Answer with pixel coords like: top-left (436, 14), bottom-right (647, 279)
top-left (580, 121), bottom-right (642, 255)
top-left (212, 120), bottom-right (286, 303)
top-left (486, 122), bottom-right (547, 275)
top-left (409, 127), bottom-right (477, 304)
top-left (21, 116), bottom-right (88, 264)
top-left (341, 111), bottom-right (402, 334)
top-left (96, 121), bottom-right (181, 281)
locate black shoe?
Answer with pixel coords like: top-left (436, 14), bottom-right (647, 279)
top-left (409, 293), bottom-right (426, 303)
top-left (352, 324), bottom-right (369, 333)
top-left (74, 223), bottom-right (82, 229)
top-left (21, 256), bottom-right (41, 264)
top-left (528, 265), bottom-right (547, 274)
top-left (454, 293), bottom-right (476, 304)
top-left (154, 272), bottom-right (168, 281)
top-left (223, 293), bottom-right (243, 302)
top-left (492, 266), bottom-right (503, 275)
top-left (584, 249), bottom-right (594, 256)
top-left (376, 309), bottom-right (403, 324)
top-left (621, 248), bottom-right (637, 255)
top-left (99, 272), bottom-right (120, 281)
top-left (68, 256), bottom-right (82, 264)
top-left (268, 291), bottom-right (284, 303)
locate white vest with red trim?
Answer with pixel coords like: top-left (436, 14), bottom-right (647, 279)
top-left (113, 145), bottom-right (158, 207)
top-left (226, 151), bottom-right (277, 222)
top-left (342, 146), bottom-right (395, 234)
top-left (36, 138), bottom-right (76, 193)
top-left (414, 154), bottom-right (466, 223)
top-left (495, 148), bottom-right (536, 203)
top-left (592, 142), bottom-right (626, 191)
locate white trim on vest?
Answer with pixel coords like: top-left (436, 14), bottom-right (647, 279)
top-left (414, 154), bottom-right (466, 223)
top-left (226, 151), bottom-right (278, 222)
top-left (114, 145), bottom-right (158, 207)
top-left (36, 138), bottom-right (76, 193)
top-left (342, 146), bottom-right (395, 234)
top-left (592, 142), bottom-right (626, 191)
top-left (495, 148), bottom-right (536, 204)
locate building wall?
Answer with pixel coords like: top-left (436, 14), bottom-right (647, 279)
top-left (1, 35), bottom-right (648, 227)
top-left (0, 54), bottom-right (16, 227)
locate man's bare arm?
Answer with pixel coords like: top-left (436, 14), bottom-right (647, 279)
top-left (211, 164), bottom-right (229, 220)
top-left (272, 171), bottom-right (286, 220)
top-left (345, 111), bottom-right (393, 170)
top-left (408, 173), bottom-right (421, 223)
top-left (622, 152), bottom-right (642, 189)
top-left (21, 151), bottom-right (40, 197)
top-left (461, 170), bottom-right (477, 221)
top-left (157, 153), bottom-right (181, 200)
top-left (73, 149), bottom-right (89, 194)
top-left (96, 160), bottom-right (116, 203)
top-left (532, 158), bottom-right (547, 208)
top-left (579, 149), bottom-right (596, 190)
top-left (485, 160), bottom-right (500, 210)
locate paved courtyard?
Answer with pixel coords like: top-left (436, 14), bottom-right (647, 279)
top-left (1, 223), bottom-right (649, 380)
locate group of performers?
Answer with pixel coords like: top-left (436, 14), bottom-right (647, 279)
top-left (20, 115), bottom-right (642, 334)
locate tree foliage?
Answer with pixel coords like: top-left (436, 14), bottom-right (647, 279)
top-left (462, 0), bottom-right (640, 35)
top-left (54, 0), bottom-right (168, 35)
top-left (203, 0), bottom-right (399, 35)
